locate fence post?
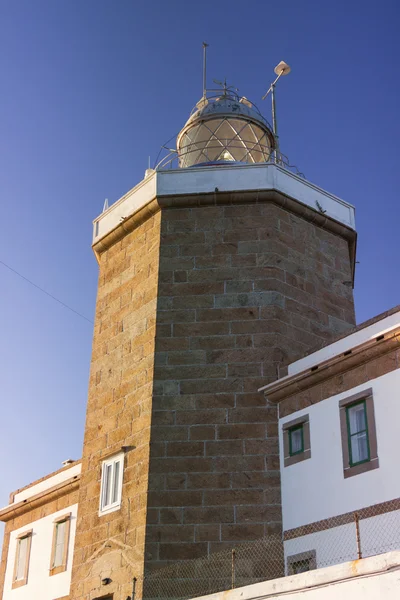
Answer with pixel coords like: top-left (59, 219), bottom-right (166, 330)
top-left (231, 549), bottom-right (236, 589)
top-left (354, 512), bottom-right (362, 559)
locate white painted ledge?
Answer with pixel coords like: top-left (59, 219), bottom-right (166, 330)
top-left (92, 164), bottom-right (356, 245)
top-left (6, 463), bottom-right (82, 506)
top-left (288, 310), bottom-right (400, 376)
top-left (192, 551), bottom-right (400, 600)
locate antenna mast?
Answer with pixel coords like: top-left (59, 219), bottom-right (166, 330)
top-left (262, 61), bottom-right (291, 163)
top-left (202, 42), bottom-right (209, 99)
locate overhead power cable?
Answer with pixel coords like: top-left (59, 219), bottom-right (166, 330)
top-left (0, 259), bottom-right (93, 324)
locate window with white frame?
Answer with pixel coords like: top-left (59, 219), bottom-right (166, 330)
top-left (99, 452), bottom-right (124, 515)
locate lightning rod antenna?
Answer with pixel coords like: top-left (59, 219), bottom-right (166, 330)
top-left (202, 42), bottom-right (209, 99)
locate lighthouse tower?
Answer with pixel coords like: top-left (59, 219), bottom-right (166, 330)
top-left (70, 66), bottom-right (357, 600)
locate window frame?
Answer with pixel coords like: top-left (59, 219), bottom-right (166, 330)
top-left (99, 452), bottom-right (124, 516)
top-left (282, 414), bottom-right (311, 467)
top-left (291, 559), bottom-right (311, 574)
top-left (339, 388), bottom-right (379, 479)
top-left (12, 529), bottom-right (33, 589)
top-left (345, 400), bottom-right (370, 467)
top-left (288, 424), bottom-right (304, 457)
top-left (49, 512), bottom-right (71, 576)
top-left (287, 549), bottom-right (316, 575)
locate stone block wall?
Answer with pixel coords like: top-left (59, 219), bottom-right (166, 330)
top-left (70, 194), bottom-right (356, 600)
top-left (144, 200), bottom-right (355, 575)
top-left (70, 212), bottom-right (162, 600)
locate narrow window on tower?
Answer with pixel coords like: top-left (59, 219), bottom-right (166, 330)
top-left (12, 530), bottom-right (32, 589)
top-left (339, 388), bottom-right (379, 478)
top-left (49, 513), bottom-right (71, 575)
top-left (99, 452), bottom-right (124, 515)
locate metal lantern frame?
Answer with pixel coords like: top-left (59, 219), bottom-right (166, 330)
top-left (154, 86), bottom-right (304, 178)
top-left (176, 92), bottom-right (276, 169)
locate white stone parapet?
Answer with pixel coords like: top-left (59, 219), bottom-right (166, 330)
top-left (92, 164), bottom-right (356, 245)
top-left (190, 552), bottom-right (400, 600)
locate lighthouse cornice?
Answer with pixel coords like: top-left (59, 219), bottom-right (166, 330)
top-left (93, 164), bottom-right (356, 260)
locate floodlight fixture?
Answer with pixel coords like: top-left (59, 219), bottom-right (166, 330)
top-left (274, 61), bottom-right (291, 77)
top-left (262, 60), bottom-right (291, 163)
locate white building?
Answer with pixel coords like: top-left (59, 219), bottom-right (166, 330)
top-left (0, 461), bottom-right (80, 600)
top-left (260, 306), bottom-right (400, 574)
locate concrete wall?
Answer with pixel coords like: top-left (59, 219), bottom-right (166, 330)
top-left (3, 504), bottom-right (77, 600)
top-left (191, 551), bottom-right (400, 600)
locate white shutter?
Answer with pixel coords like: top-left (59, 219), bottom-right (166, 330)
top-left (112, 460), bottom-right (120, 504)
top-left (15, 537), bottom-right (28, 581)
top-left (53, 521), bottom-right (66, 567)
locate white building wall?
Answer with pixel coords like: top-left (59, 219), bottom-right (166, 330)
top-left (279, 368), bottom-right (400, 566)
top-left (280, 369), bottom-right (400, 531)
top-left (3, 504), bottom-right (78, 600)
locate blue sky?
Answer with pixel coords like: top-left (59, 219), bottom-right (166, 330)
top-left (0, 0), bottom-right (399, 512)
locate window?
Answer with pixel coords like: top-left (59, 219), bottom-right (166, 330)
top-left (339, 388), bottom-right (379, 479)
top-left (346, 401), bottom-right (369, 465)
top-left (99, 452), bottom-right (124, 515)
top-left (292, 560), bottom-right (311, 574)
top-left (287, 550), bottom-right (316, 575)
top-left (283, 414), bottom-right (311, 467)
top-left (50, 513), bottom-right (71, 575)
top-left (12, 530), bottom-right (32, 589)
top-left (289, 424), bottom-right (304, 456)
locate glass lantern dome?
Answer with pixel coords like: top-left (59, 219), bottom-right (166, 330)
top-left (176, 89), bottom-right (275, 168)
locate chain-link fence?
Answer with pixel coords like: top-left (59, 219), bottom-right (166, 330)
top-left (141, 500), bottom-right (400, 600)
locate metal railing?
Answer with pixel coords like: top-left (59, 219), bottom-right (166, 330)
top-left (141, 499), bottom-right (400, 600)
top-left (154, 144), bottom-right (304, 178)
